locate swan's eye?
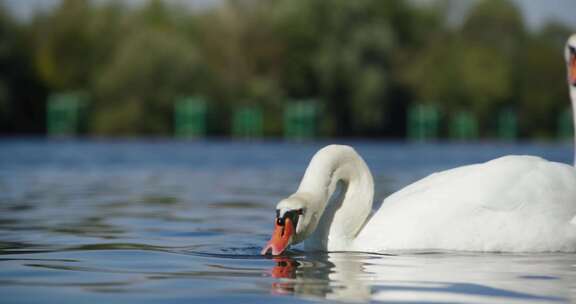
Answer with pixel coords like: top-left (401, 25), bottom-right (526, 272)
top-left (275, 209), bottom-right (302, 229)
top-left (276, 217), bottom-right (285, 226)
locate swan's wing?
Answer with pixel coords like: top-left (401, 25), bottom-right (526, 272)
top-left (471, 156), bottom-right (576, 214)
top-left (381, 155), bottom-right (576, 215)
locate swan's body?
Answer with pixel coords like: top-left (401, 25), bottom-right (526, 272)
top-left (261, 34), bottom-right (576, 255)
top-left (357, 155), bottom-right (576, 252)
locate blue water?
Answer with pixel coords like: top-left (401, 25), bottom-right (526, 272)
top-left (1, 139), bottom-right (575, 303)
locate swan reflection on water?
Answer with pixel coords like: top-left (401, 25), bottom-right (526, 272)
top-left (267, 252), bottom-right (573, 303)
top-left (270, 253), bottom-right (372, 302)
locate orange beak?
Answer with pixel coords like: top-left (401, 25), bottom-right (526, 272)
top-left (570, 52), bottom-right (576, 86)
top-left (261, 217), bottom-right (295, 255)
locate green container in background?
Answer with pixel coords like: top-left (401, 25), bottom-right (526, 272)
top-left (284, 100), bottom-right (317, 140)
top-left (449, 110), bottom-right (478, 141)
top-left (407, 104), bottom-right (439, 141)
top-left (558, 108), bottom-right (574, 141)
top-left (232, 106), bottom-right (262, 139)
top-left (47, 92), bottom-right (87, 137)
top-left (497, 109), bottom-right (517, 140)
top-left (174, 97), bottom-right (207, 138)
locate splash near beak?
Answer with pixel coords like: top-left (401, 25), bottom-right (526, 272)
top-left (261, 217), bottom-right (294, 255)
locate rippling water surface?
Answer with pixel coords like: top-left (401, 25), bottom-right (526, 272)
top-left (1, 139), bottom-right (575, 303)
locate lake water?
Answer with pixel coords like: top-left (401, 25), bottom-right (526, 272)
top-left (1, 139), bottom-right (575, 303)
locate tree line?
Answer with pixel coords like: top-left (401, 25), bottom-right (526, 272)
top-left (0, 0), bottom-right (573, 138)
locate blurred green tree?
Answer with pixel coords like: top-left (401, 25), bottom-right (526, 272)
top-left (195, 0), bottom-right (285, 135)
top-left (92, 27), bottom-right (204, 135)
top-left (0, 1), bottom-right (46, 134)
top-left (0, 0), bottom-right (572, 139)
top-left (274, 0), bottom-right (431, 136)
top-left (403, 0), bottom-right (524, 136)
top-left (32, 0), bottom-right (104, 90)
top-left (517, 22), bottom-right (573, 138)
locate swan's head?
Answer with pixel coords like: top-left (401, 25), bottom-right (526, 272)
top-left (566, 34), bottom-right (576, 87)
top-left (261, 194), bottom-right (319, 255)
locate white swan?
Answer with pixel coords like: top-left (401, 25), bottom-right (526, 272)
top-left (261, 34), bottom-right (576, 255)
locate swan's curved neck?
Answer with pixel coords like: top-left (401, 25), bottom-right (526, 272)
top-left (294, 146), bottom-right (374, 251)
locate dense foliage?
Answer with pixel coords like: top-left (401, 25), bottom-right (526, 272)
top-left (0, 0), bottom-right (573, 138)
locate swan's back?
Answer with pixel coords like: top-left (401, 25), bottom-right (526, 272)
top-left (356, 155), bottom-right (576, 252)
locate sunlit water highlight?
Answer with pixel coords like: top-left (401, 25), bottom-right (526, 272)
top-left (1, 139), bottom-right (575, 303)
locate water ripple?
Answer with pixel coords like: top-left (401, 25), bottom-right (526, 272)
top-left (0, 140), bottom-right (575, 303)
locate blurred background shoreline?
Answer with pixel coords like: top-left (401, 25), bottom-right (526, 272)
top-left (1, 0), bottom-right (575, 141)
